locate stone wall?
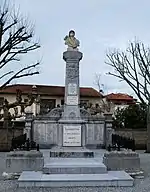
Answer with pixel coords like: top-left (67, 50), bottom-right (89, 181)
top-left (115, 129), bottom-right (147, 149)
top-left (33, 119), bottom-right (105, 149)
top-left (33, 120), bottom-right (58, 148)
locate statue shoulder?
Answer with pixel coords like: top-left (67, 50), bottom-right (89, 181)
top-left (76, 39), bottom-right (80, 45)
top-left (64, 35), bottom-right (69, 40)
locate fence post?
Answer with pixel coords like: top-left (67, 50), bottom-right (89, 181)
top-left (24, 112), bottom-right (34, 140)
top-left (104, 112), bottom-right (114, 149)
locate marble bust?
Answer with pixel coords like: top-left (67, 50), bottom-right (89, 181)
top-left (64, 30), bottom-right (80, 51)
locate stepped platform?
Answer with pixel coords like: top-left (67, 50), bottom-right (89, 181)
top-left (43, 158), bottom-right (107, 174)
top-left (18, 171), bottom-right (134, 187)
top-left (18, 149), bottom-right (134, 188)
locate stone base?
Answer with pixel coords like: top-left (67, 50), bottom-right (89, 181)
top-left (103, 150), bottom-right (141, 173)
top-left (49, 147), bottom-right (94, 158)
top-left (18, 171), bottom-right (134, 187)
top-left (43, 158), bottom-right (107, 174)
top-left (6, 151), bottom-right (44, 173)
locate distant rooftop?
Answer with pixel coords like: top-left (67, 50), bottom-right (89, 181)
top-left (0, 84), bottom-right (103, 98)
top-left (105, 93), bottom-right (137, 102)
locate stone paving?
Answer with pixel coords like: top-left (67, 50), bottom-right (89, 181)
top-left (1, 150), bottom-right (150, 192)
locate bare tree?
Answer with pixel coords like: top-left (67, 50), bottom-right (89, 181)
top-left (94, 73), bottom-right (103, 93)
top-left (0, 87), bottom-right (40, 150)
top-left (106, 41), bottom-right (150, 104)
top-left (0, 0), bottom-right (40, 89)
top-left (94, 73), bottom-right (114, 113)
top-left (106, 40), bottom-right (150, 152)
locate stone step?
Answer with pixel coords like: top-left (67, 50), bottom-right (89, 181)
top-left (43, 158), bottom-right (107, 174)
top-left (18, 171), bottom-right (134, 187)
top-left (50, 147), bottom-right (94, 158)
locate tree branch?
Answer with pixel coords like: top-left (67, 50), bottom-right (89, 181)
top-left (0, 70), bottom-right (13, 80)
top-left (106, 40), bottom-right (150, 104)
top-left (0, 1), bottom-right (41, 90)
top-left (0, 62), bottom-right (39, 89)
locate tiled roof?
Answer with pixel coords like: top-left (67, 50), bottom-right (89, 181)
top-left (105, 93), bottom-right (136, 101)
top-left (0, 84), bottom-right (102, 97)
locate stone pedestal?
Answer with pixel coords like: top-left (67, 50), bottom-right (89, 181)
top-left (24, 112), bottom-right (34, 140)
top-left (6, 151), bottom-right (44, 174)
top-left (104, 113), bottom-right (114, 148)
top-left (103, 151), bottom-right (141, 173)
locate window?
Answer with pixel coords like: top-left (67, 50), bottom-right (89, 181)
top-left (40, 99), bottom-right (56, 115)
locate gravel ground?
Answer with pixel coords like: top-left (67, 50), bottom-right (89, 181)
top-left (1, 151), bottom-right (150, 192)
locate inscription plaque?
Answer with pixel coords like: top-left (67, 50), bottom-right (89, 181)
top-left (68, 83), bottom-right (77, 95)
top-left (67, 96), bottom-right (78, 105)
top-left (63, 125), bottom-right (81, 146)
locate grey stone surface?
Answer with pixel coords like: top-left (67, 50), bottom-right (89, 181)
top-left (43, 166), bottom-right (106, 174)
top-left (33, 120), bottom-right (58, 147)
top-left (17, 149), bottom-right (133, 187)
top-left (26, 49), bottom-right (113, 149)
top-left (18, 171), bottom-right (133, 187)
top-left (86, 121), bottom-right (105, 146)
top-left (31, 50), bottom-right (106, 148)
top-left (6, 151), bottom-right (44, 173)
top-left (43, 158), bottom-right (107, 174)
top-left (49, 147), bottom-right (94, 158)
top-left (24, 112), bottom-right (34, 140)
top-left (103, 151), bottom-right (141, 172)
top-left (1, 150), bottom-right (150, 191)
top-left (104, 114), bottom-right (114, 148)
top-left (62, 51), bottom-right (82, 120)
top-left (33, 120), bottom-right (105, 148)
top-left (7, 151), bottom-right (43, 157)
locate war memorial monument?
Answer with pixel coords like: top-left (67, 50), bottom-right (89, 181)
top-left (12, 31), bottom-right (134, 187)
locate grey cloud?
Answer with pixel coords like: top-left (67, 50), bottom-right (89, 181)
top-left (8, 0), bottom-right (150, 99)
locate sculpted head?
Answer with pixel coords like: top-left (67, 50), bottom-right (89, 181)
top-left (69, 30), bottom-right (75, 37)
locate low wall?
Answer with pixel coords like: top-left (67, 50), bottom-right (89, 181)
top-left (33, 119), bottom-right (105, 148)
top-left (115, 129), bottom-right (147, 149)
top-left (6, 151), bottom-right (44, 173)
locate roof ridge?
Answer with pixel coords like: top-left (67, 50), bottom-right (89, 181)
top-left (4, 84), bottom-right (99, 90)
top-left (0, 84), bottom-right (102, 97)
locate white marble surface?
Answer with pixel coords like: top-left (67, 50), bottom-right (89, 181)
top-left (63, 125), bottom-right (81, 146)
top-left (44, 157), bottom-right (104, 167)
top-left (18, 171), bottom-right (134, 187)
top-left (18, 150), bottom-right (134, 187)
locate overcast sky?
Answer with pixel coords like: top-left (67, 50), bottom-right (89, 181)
top-left (8, 0), bottom-right (150, 96)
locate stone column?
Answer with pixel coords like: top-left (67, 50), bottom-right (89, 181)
top-left (62, 51), bottom-right (83, 120)
top-left (24, 112), bottom-right (34, 140)
top-left (32, 103), bottom-right (37, 116)
top-left (59, 51), bottom-right (84, 147)
top-left (104, 113), bottom-right (114, 148)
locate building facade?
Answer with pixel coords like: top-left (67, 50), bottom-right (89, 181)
top-left (0, 84), bottom-right (137, 119)
top-left (105, 93), bottom-right (137, 112)
top-left (0, 84), bottom-right (103, 118)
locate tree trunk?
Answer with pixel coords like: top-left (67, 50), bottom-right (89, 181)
top-left (146, 104), bottom-right (150, 152)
